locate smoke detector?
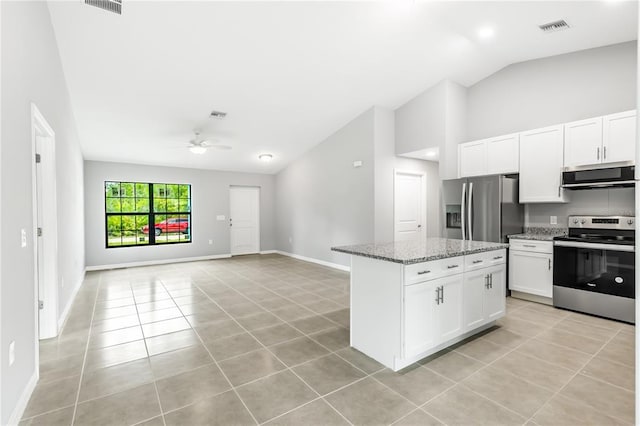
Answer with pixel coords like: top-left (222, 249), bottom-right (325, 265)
top-left (210, 110), bottom-right (227, 119)
top-left (85, 0), bottom-right (122, 15)
top-left (539, 20), bottom-right (570, 33)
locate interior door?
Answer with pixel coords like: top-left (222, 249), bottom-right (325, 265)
top-left (394, 171), bottom-right (425, 241)
top-left (229, 186), bottom-right (260, 255)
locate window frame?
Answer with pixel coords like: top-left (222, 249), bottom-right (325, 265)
top-left (104, 181), bottom-right (192, 249)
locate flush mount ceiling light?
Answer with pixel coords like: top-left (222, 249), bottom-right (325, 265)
top-left (189, 144), bottom-right (207, 155)
top-left (477, 26), bottom-right (495, 40)
top-left (259, 154), bottom-right (273, 162)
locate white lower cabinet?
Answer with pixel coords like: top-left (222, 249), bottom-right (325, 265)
top-left (509, 240), bottom-right (553, 298)
top-left (401, 249), bottom-right (506, 366)
top-left (403, 281), bottom-right (437, 359)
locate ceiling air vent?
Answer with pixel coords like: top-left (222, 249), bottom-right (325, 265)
top-left (210, 110), bottom-right (227, 119)
top-left (85, 0), bottom-right (122, 15)
top-left (539, 19), bottom-right (570, 33)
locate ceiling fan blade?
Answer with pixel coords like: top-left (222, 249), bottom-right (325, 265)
top-left (211, 145), bottom-right (232, 150)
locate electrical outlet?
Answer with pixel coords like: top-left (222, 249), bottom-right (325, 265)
top-left (550, 216), bottom-right (558, 225)
top-left (216, 215), bottom-right (225, 221)
top-left (353, 160), bottom-right (363, 168)
top-left (21, 229), bottom-right (27, 248)
top-left (208, 240), bottom-right (213, 245)
top-left (9, 341), bottom-right (15, 366)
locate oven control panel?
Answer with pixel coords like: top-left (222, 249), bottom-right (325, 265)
top-left (568, 216), bottom-right (635, 230)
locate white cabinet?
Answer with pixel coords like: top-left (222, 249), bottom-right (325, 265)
top-left (486, 134), bottom-right (520, 175)
top-left (463, 259), bottom-right (506, 332)
top-left (564, 117), bottom-right (603, 168)
top-left (509, 240), bottom-right (553, 298)
top-left (459, 134), bottom-right (519, 178)
top-left (564, 111), bottom-right (636, 168)
top-left (603, 110), bottom-right (636, 164)
top-left (519, 125), bottom-right (568, 203)
top-left (404, 281), bottom-right (437, 359)
top-left (459, 140), bottom-right (487, 177)
top-left (433, 274), bottom-right (464, 343)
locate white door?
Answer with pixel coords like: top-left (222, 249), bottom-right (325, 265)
top-left (508, 250), bottom-right (553, 298)
top-left (459, 140), bottom-right (487, 177)
top-left (434, 274), bottom-right (464, 343)
top-left (403, 281), bottom-right (437, 359)
top-left (486, 134), bottom-right (519, 175)
top-left (519, 125), bottom-right (567, 203)
top-left (229, 186), bottom-right (260, 255)
top-left (564, 117), bottom-right (603, 168)
top-left (602, 110), bottom-right (636, 164)
top-left (484, 265), bottom-right (506, 321)
top-left (462, 269), bottom-right (487, 331)
top-left (394, 171), bottom-right (425, 241)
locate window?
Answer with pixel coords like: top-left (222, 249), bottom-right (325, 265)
top-left (105, 181), bottom-right (191, 248)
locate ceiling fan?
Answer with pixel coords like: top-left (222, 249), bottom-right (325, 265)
top-left (188, 130), bottom-right (232, 154)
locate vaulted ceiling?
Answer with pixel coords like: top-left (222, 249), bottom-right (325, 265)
top-left (48, 1), bottom-right (638, 174)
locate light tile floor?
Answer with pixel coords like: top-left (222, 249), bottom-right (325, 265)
top-left (21, 254), bottom-right (635, 425)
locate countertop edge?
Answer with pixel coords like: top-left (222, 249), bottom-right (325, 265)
top-left (331, 245), bottom-right (507, 265)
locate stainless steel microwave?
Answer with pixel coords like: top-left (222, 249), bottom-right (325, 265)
top-left (562, 165), bottom-right (635, 189)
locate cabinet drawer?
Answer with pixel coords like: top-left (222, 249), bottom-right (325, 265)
top-left (509, 239), bottom-right (553, 254)
top-left (404, 256), bottom-right (464, 285)
top-left (464, 249), bottom-right (506, 271)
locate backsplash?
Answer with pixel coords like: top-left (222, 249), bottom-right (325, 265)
top-left (525, 187), bottom-right (635, 228)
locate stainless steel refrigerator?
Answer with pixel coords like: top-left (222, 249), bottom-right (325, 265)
top-left (443, 175), bottom-right (524, 243)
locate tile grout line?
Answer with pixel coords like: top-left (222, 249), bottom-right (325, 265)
top-left (525, 326), bottom-right (633, 425)
top-left (69, 273), bottom-right (102, 426)
top-left (191, 264), bottom-right (356, 426)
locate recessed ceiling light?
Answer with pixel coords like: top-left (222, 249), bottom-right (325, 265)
top-left (259, 154), bottom-right (273, 162)
top-left (477, 26), bottom-right (495, 40)
top-left (189, 145), bottom-right (207, 155)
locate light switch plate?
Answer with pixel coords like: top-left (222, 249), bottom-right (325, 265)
top-left (550, 216), bottom-right (558, 225)
top-left (353, 160), bottom-right (363, 168)
top-left (9, 341), bottom-right (15, 366)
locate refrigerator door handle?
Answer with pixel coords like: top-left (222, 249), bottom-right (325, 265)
top-left (461, 183), bottom-right (466, 240)
top-left (468, 182), bottom-right (473, 241)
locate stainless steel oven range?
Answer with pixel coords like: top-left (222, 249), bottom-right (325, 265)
top-left (553, 215), bottom-right (635, 323)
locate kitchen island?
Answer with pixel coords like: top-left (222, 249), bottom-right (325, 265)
top-left (332, 238), bottom-right (508, 371)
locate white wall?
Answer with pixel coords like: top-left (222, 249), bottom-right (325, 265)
top-left (1, 2), bottom-right (85, 423)
top-left (374, 107), bottom-right (440, 242)
top-left (275, 108), bottom-right (376, 267)
top-left (466, 41), bottom-right (637, 141)
top-left (84, 160), bottom-right (276, 268)
top-left (466, 41), bottom-right (637, 228)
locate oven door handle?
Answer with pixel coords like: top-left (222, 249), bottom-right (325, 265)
top-left (553, 240), bottom-right (635, 252)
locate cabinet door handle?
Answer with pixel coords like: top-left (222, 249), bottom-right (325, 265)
top-left (485, 274), bottom-right (490, 289)
top-left (447, 264), bottom-right (459, 269)
top-left (435, 287), bottom-right (440, 305)
top-left (597, 147), bottom-right (600, 160)
top-left (490, 273), bottom-right (493, 289)
top-left (417, 270), bottom-right (431, 275)
top-left (440, 286), bottom-right (444, 304)
top-left (493, 256), bottom-right (503, 260)
top-left (603, 146), bottom-right (607, 160)
top-left (473, 260), bottom-right (483, 264)
top-left (548, 259), bottom-right (551, 270)
top-left (523, 244), bottom-right (536, 248)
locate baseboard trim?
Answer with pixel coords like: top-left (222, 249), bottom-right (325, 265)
top-left (275, 251), bottom-right (350, 272)
top-left (58, 268), bottom-right (86, 331)
top-left (260, 250), bottom-right (277, 255)
top-left (85, 254), bottom-right (233, 271)
top-left (7, 371), bottom-right (38, 425)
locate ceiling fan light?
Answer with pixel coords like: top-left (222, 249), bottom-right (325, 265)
top-left (189, 145), bottom-right (207, 154)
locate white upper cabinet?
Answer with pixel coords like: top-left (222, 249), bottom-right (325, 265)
top-left (459, 133), bottom-right (519, 178)
top-left (564, 110), bottom-right (636, 168)
top-left (486, 133), bottom-right (519, 175)
top-left (519, 125), bottom-right (568, 203)
top-left (603, 110), bottom-right (636, 164)
top-left (564, 117), bottom-right (603, 168)
top-left (459, 140), bottom-right (487, 177)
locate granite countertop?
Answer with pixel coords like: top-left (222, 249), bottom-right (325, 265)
top-left (331, 238), bottom-right (508, 265)
top-left (508, 227), bottom-right (568, 242)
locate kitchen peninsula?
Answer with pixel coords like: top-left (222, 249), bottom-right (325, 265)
top-left (332, 238), bottom-right (508, 371)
